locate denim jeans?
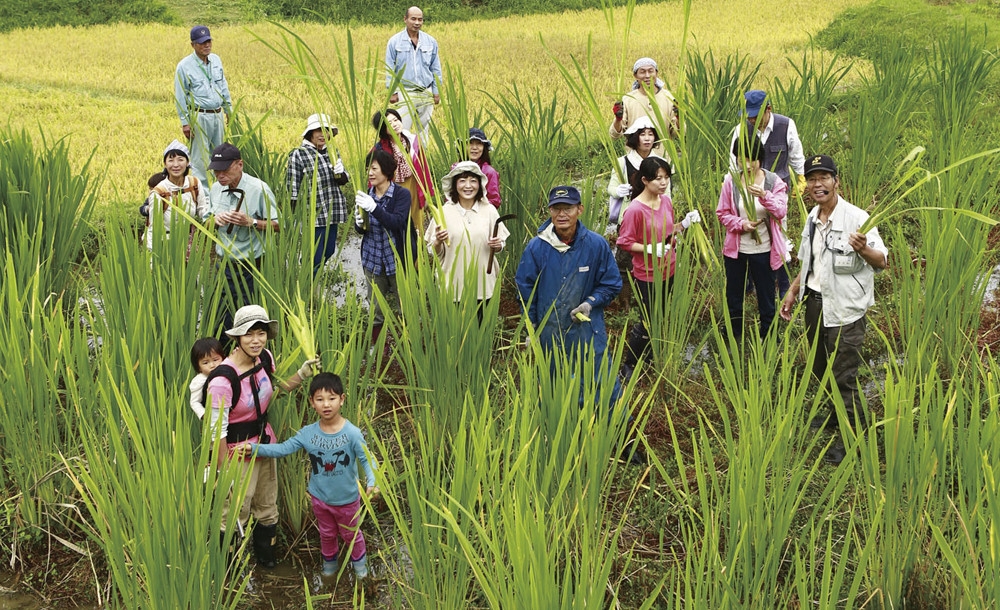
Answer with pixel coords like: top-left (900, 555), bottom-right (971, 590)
top-left (313, 223), bottom-right (339, 274)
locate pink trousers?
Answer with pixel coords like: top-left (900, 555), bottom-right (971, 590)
top-left (311, 495), bottom-right (366, 561)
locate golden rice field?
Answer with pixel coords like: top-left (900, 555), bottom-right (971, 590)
top-left (0, 0), bottom-right (868, 204)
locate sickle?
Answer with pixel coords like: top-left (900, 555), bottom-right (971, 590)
top-left (223, 188), bottom-right (247, 235)
top-left (486, 214), bottom-right (517, 275)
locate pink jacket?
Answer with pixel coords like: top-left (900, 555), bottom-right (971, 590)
top-left (478, 161), bottom-right (502, 208)
top-left (716, 172), bottom-right (789, 270)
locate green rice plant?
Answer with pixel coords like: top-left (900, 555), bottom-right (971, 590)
top-left (93, 214), bottom-right (224, 402)
top-left (485, 83), bottom-right (573, 263)
top-left (661, 321), bottom-right (846, 606)
top-left (837, 42), bottom-right (924, 207)
top-left (886, 203), bottom-right (993, 372)
top-left (0, 252), bottom-right (81, 527)
top-left (790, 511), bottom-right (875, 608)
top-left (925, 23), bottom-right (1000, 164)
top-left (770, 48), bottom-right (852, 153)
top-left (64, 339), bottom-right (251, 609)
top-left (366, 396), bottom-right (484, 609)
top-left (927, 356), bottom-right (1000, 608)
top-left (678, 48), bottom-right (760, 180)
top-left (0, 127), bottom-right (97, 299)
top-left (850, 327), bottom-right (957, 607)
top-left (388, 245), bottom-right (503, 441)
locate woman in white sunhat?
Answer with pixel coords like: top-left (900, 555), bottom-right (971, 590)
top-left (424, 161), bottom-right (509, 318)
top-left (606, 116), bottom-right (664, 228)
top-left (286, 113), bottom-right (350, 274)
top-left (205, 304), bottom-right (319, 569)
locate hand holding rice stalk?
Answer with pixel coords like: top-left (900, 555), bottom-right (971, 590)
top-left (732, 128), bottom-right (762, 244)
top-left (425, 190), bottom-right (449, 246)
top-left (685, 218), bottom-right (718, 269)
top-left (858, 145), bottom-right (1000, 233)
top-left (286, 295), bottom-right (317, 362)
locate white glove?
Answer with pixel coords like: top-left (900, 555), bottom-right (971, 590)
top-left (570, 301), bottom-right (592, 322)
top-left (355, 208), bottom-right (365, 228)
top-left (615, 183), bottom-right (632, 199)
top-left (644, 242), bottom-right (671, 257)
top-left (681, 210), bottom-right (702, 230)
top-left (333, 159), bottom-right (345, 175)
top-left (355, 191), bottom-right (377, 213)
top-left (298, 358), bottom-right (320, 379)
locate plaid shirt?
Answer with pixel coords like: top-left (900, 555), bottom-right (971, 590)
top-left (360, 183), bottom-right (410, 276)
top-left (285, 141), bottom-right (348, 228)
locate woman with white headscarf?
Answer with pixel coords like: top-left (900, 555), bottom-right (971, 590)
top-left (609, 57), bottom-right (678, 160)
top-left (141, 139), bottom-right (210, 252)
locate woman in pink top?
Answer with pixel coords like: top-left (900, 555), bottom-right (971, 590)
top-left (716, 136), bottom-right (788, 344)
top-left (616, 156), bottom-right (702, 378)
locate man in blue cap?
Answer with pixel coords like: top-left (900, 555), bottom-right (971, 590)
top-left (730, 90), bottom-right (806, 196)
top-left (731, 89), bottom-right (806, 297)
top-left (175, 25), bottom-right (233, 185)
top-left (516, 186), bottom-right (622, 367)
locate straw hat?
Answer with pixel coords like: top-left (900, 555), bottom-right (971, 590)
top-left (225, 305), bottom-right (278, 339)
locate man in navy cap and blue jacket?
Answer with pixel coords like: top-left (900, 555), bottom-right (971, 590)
top-left (175, 25), bottom-right (233, 185)
top-left (516, 186), bottom-right (622, 370)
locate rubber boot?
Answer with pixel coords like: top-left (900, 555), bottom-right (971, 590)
top-left (352, 554), bottom-right (369, 579)
top-left (253, 523), bottom-right (278, 568)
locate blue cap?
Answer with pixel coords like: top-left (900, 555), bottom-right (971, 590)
top-left (547, 186), bottom-right (581, 207)
top-left (744, 90), bottom-right (768, 118)
top-left (190, 25), bottom-right (212, 44)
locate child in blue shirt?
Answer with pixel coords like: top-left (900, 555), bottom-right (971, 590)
top-left (247, 372), bottom-right (378, 578)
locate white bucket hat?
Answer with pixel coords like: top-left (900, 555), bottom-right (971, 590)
top-left (302, 113), bottom-right (338, 140)
top-left (225, 305), bottom-right (278, 339)
top-left (441, 160), bottom-right (488, 195)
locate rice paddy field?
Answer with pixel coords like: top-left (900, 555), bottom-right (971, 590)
top-left (4, 0), bottom-right (1000, 607)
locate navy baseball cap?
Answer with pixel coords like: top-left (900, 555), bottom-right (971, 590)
top-left (804, 154), bottom-right (838, 177)
top-left (190, 25), bottom-right (212, 44)
top-left (208, 143), bottom-right (241, 170)
top-left (743, 90), bottom-right (768, 118)
top-left (547, 186), bottom-right (581, 207)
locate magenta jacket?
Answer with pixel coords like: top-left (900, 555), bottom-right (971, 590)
top-left (716, 171), bottom-right (789, 271)
top-left (479, 161), bottom-right (502, 208)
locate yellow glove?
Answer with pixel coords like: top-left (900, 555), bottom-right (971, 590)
top-left (795, 175), bottom-right (807, 197)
